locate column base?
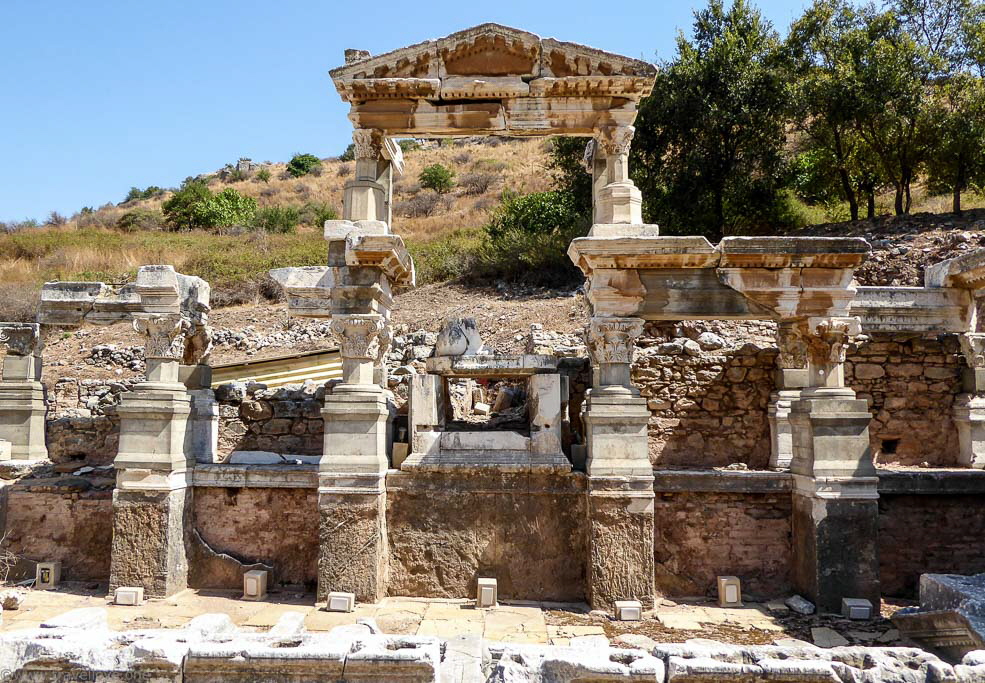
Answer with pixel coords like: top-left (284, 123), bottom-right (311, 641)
top-left (583, 390), bottom-right (651, 478)
top-left (0, 381), bottom-right (48, 461)
top-left (109, 487), bottom-right (190, 598)
top-left (954, 393), bottom-right (985, 469)
top-left (587, 477), bottom-right (655, 611)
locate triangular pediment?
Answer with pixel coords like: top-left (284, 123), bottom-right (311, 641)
top-left (331, 23), bottom-right (655, 85)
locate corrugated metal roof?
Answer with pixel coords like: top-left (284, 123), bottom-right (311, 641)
top-left (211, 347), bottom-right (342, 388)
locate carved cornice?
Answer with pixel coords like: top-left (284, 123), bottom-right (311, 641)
top-left (0, 323), bottom-right (41, 357)
top-left (331, 314), bottom-right (387, 361)
top-left (133, 314), bottom-right (188, 361)
top-left (587, 317), bottom-right (644, 364)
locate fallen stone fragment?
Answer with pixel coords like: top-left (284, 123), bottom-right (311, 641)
top-left (0, 590), bottom-right (24, 610)
top-left (786, 594), bottom-right (816, 615)
top-left (812, 627), bottom-right (849, 648)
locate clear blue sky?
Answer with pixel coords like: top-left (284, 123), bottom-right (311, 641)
top-left (0, 0), bottom-right (812, 222)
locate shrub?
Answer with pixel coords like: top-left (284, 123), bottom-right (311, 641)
top-left (419, 164), bottom-right (455, 194)
top-left (395, 193), bottom-right (443, 217)
top-left (193, 188), bottom-right (257, 231)
top-left (473, 158), bottom-right (507, 172)
top-left (460, 172), bottom-right (497, 196)
top-left (408, 229), bottom-right (488, 284)
top-left (259, 187), bottom-right (280, 199)
top-left (339, 144), bottom-right (355, 162)
top-left (162, 178), bottom-right (213, 231)
top-left (397, 139), bottom-right (419, 153)
top-left (453, 151), bottom-right (471, 165)
top-left (255, 167), bottom-right (272, 183)
top-left (253, 206), bottom-right (300, 234)
top-left (116, 208), bottom-right (165, 232)
top-left (287, 153), bottom-right (322, 178)
top-left (337, 163), bottom-right (352, 177)
top-left (299, 202), bottom-right (339, 226)
top-left (46, 211), bottom-right (67, 226)
top-left (123, 186), bottom-right (164, 203)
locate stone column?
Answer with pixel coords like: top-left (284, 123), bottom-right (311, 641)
top-left (594, 126), bottom-right (643, 225)
top-left (768, 323), bottom-right (809, 469)
top-left (318, 313), bottom-right (392, 603)
top-left (583, 316), bottom-right (654, 610)
top-left (110, 314), bottom-right (193, 598)
top-left (344, 129), bottom-right (393, 224)
top-left (953, 333), bottom-right (985, 469)
top-left (788, 317), bottom-right (880, 612)
top-left (0, 324), bottom-right (48, 462)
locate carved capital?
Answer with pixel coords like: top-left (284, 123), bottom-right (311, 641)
top-left (597, 125), bottom-right (635, 157)
top-left (0, 323), bottom-right (41, 357)
top-left (352, 129), bottom-right (384, 160)
top-left (776, 322), bottom-right (808, 369)
top-left (587, 317), bottom-right (644, 365)
top-left (331, 314), bottom-right (387, 361)
top-left (133, 314), bottom-right (188, 361)
top-left (960, 333), bottom-right (985, 368)
top-left (805, 317), bottom-right (861, 366)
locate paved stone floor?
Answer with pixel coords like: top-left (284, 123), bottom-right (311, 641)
top-left (0, 584), bottom-right (899, 648)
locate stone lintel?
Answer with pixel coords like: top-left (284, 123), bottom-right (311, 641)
top-left (652, 469), bottom-right (792, 494)
top-left (925, 248), bottom-right (985, 289)
top-left (425, 353), bottom-right (558, 377)
top-left (345, 234), bottom-right (415, 288)
top-left (716, 236), bottom-right (870, 269)
top-left (850, 286), bottom-right (973, 333)
top-left (877, 469), bottom-right (985, 495)
top-left (193, 464), bottom-right (318, 488)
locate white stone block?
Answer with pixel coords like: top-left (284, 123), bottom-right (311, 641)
top-left (718, 576), bottom-right (742, 607)
top-left (392, 442), bottom-right (409, 468)
top-left (614, 600), bottom-right (642, 621)
top-left (36, 561), bottom-right (60, 590)
top-left (327, 591), bottom-right (355, 612)
top-left (243, 570), bottom-right (268, 601)
top-left (473, 402), bottom-right (491, 415)
top-left (114, 586), bottom-right (144, 606)
top-left (477, 577), bottom-right (497, 608)
top-left (0, 439), bottom-right (10, 461)
top-left (841, 597), bottom-right (873, 620)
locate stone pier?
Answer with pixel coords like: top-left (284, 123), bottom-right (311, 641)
top-left (0, 323), bottom-right (48, 462)
top-left (584, 317), bottom-right (655, 610)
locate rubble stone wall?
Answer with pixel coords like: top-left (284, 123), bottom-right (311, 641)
top-left (652, 491), bottom-right (792, 597)
top-left (846, 333), bottom-right (962, 467)
top-left (386, 471), bottom-right (588, 601)
top-left (215, 383), bottom-right (328, 459)
top-left (634, 322), bottom-right (778, 468)
top-left (193, 487), bottom-right (319, 589)
top-left (0, 487), bottom-right (113, 581)
top-left (878, 493), bottom-right (985, 597)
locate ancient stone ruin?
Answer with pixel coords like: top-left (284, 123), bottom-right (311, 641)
top-left (2, 23), bottom-right (985, 681)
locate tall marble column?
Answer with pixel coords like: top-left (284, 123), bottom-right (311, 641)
top-left (594, 126), bottom-right (643, 226)
top-left (788, 317), bottom-right (880, 612)
top-left (318, 313), bottom-right (391, 603)
top-left (343, 128), bottom-right (400, 225)
top-left (110, 313), bottom-right (193, 598)
top-left (583, 316), bottom-right (655, 610)
top-left (0, 323), bottom-right (48, 461)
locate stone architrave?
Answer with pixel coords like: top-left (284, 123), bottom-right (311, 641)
top-left (583, 316), bottom-right (654, 610)
top-left (787, 316), bottom-right (880, 612)
top-left (0, 323), bottom-right (48, 461)
top-left (110, 312), bottom-right (194, 599)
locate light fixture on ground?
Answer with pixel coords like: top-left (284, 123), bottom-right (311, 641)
top-left (327, 591), bottom-right (355, 613)
top-left (243, 570), bottom-right (269, 601)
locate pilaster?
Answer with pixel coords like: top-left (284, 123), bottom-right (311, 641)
top-left (788, 317), bottom-right (880, 612)
top-left (954, 333), bottom-right (985, 468)
top-left (768, 323), bottom-right (810, 469)
top-left (110, 313), bottom-right (193, 598)
top-left (0, 323), bottom-right (48, 462)
top-left (583, 315), bottom-right (654, 610)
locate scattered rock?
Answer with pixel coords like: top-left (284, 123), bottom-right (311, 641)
top-left (811, 627), bottom-right (849, 648)
top-left (785, 595), bottom-right (816, 615)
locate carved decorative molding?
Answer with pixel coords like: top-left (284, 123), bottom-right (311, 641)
top-left (331, 314), bottom-right (387, 361)
top-left (133, 314), bottom-right (188, 361)
top-left (587, 317), bottom-right (644, 364)
top-left (805, 317), bottom-right (861, 366)
top-left (776, 323), bottom-right (808, 370)
top-left (352, 129), bottom-right (384, 160)
top-left (0, 323), bottom-right (41, 357)
top-left (597, 125), bottom-right (635, 157)
top-left (960, 333), bottom-right (985, 368)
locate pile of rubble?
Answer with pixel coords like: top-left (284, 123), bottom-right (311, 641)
top-left (85, 344), bottom-right (144, 372)
top-left (211, 321), bottom-right (335, 354)
top-left (1, 606), bottom-right (983, 682)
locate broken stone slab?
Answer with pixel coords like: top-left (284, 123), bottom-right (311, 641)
top-left (811, 627), bottom-right (849, 648)
top-left (40, 607), bottom-right (108, 630)
top-left (425, 354), bottom-right (558, 377)
top-left (786, 594), bottom-right (816, 615)
top-left (893, 572), bottom-right (985, 661)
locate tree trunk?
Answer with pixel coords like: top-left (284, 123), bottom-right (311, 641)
top-left (866, 186), bottom-right (876, 219)
top-left (894, 184), bottom-right (904, 215)
top-left (839, 168), bottom-right (859, 221)
top-left (954, 186), bottom-right (962, 214)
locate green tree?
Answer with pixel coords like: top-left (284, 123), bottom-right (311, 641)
top-left (339, 144), bottom-right (355, 162)
top-left (631, 0), bottom-right (791, 238)
top-left (419, 163), bottom-right (455, 194)
top-left (192, 188), bottom-right (257, 231)
top-left (287, 153), bottom-right (322, 178)
top-left (162, 178), bottom-right (213, 231)
top-left (546, 137), bottom-right (593, 214)
top-left (252, 205), bottom-right (300, 234)
top-left (255, 167), bottom-right (272, 184)
top-left (925, 74), bottom-right (985, 212)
